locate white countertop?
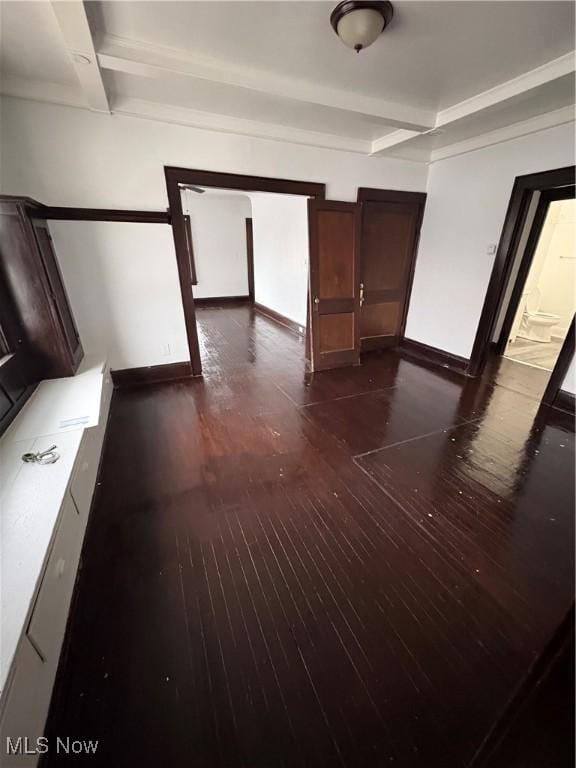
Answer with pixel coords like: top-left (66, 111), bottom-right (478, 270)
top-left (0, 359), bottom-right (107, 692)
top-left (6, 358), bottom-right (106, 442)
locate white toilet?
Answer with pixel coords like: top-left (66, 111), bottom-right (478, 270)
top-left (518, 288), bottom-right (561, 343)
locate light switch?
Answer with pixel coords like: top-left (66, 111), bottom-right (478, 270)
top-left (486, 244), bottom-right (497, 255)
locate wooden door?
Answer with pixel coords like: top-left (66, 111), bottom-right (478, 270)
top-left (308, 200), bottom-right (361, 371)
top-left (358, 193), bottom-right (425, 351)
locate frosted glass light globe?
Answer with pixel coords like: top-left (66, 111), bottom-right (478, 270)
top-left (337, 8), bottom-right (385, 51)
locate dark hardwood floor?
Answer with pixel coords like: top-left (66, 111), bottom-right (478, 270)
top-left (43, 304), bottom-right (574, 767)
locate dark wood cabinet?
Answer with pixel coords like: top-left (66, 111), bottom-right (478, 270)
top-left (0, 196), bottom-right (83, 433)
top-left (29, 216), bottom-right (83, 374)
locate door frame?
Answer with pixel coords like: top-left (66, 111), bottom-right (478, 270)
top-left (164, 166), bottom-right (325, 375)
top-left (356, 188), bottom-right (427, 347)
top-left (493, 185), bottom-right (575, 356)
top-left (542, 315), bottom-right (575, 412)
top-left (245, 217), bottom-right (255, 303)
top-left (468, 165), bottom-right (575, 378)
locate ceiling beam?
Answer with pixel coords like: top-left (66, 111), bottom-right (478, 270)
top-left (50, 0), bottom-right (109, 113)
top-left (112, 97), bottom-right (372, 155)
top-left (430, 105), bottom-right (576, 164)
top-left (370, 129), bottom-right (422, 156)
top-left (0, 75), bottom-right (372, 156)
top-left (436, 52), bottom-right (575, 128)
top-left (369, 51), bottom-right (576, 158)
top-left (97, 34), bottom-right (435, 132)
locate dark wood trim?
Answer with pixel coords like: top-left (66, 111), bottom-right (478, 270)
top-left (494, 186), bottom-right (575, 355)
top-left (305, 301), bottom-right (311, 363)
top-left (3, 196), bottom-right (172, 225)
top-left (361, 336), bottom-right (397, 353)
top-left (111, 361), bottom-right (193, 388)
top-left (164, 166), bottom-right (325, 376)
top-left (35, 207), bottom-right (171, 224)
top-left (542, 315), bottom-right (575, 408)
top-left (164, 167), bottom-right (326, 199)
top-left (357, 188), bottom-right (426, 205)
top-left (246, 217), bottom-right (255, 303)
top-left (183, 215), bottom-right (198, 285)
top-left (552, 390), bottom-right (575, 415)
top-left (468, 166), bottom-right (575, 377)
top-left (399, 337), bottom-right (470, 375)
top-left (0, 195), bottom-right (45, 210)
top-left (195, 296), bottom-right (250, 306)
top-left (253, 302), bottom-right (305, 336)
top-left (468, 604), bottom-right (574, 767)
top-left (164, 169), bottom-right (203, 376)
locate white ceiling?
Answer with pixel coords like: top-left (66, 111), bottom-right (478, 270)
top-left (1, 1), bottom-right (575, 162)
top-left (0, 1), bottom-right (77, 86)
top-left (94, 1), bottom-right (575, 109)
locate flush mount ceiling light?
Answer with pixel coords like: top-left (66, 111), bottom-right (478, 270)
top-left (330, 1), bottom-right (394, 53)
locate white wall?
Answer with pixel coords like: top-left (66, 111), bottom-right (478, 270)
top-left (405, 122), bottom-right (576, 359)
top-left (0, 98), bottom-right (426, 204)
top-left (250, 193), bottom-right (309, 327)
top-left (48, 221), bottom-right (189, 370)
top-left (183, 191), bottom-right (251, 299)
top-left (0, 96), bottom-right (425, 368)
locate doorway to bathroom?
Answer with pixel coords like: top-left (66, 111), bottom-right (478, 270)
top-left (499, 189), bottom-right (575, 374)
top-left (470, 166), bottom-right (575, 411)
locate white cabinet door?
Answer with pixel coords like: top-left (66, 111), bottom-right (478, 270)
top-left (0, 638), bottom-right (50, 768)
top-left (27, 493), bottom-right (82, 663)
top-left (70, 366), bottom-right (111, 519)
top-left (70, 425), bottom-right (103, 519)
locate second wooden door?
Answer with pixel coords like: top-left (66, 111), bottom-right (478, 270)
top-left (358, 190), bottom-right (426, 351)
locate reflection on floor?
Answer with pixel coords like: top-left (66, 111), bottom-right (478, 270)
top-left (504, 336), bottom-right (564, 371)
top-left (44, 304), bottom-right (574, 768)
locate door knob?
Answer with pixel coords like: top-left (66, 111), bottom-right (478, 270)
top-left (314, 297), bottom-right (320, 310)
top-left (360, 283), bottom-right (365, 307)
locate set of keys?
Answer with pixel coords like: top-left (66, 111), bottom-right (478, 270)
top-left (21, 445), bottom-right (60, 465)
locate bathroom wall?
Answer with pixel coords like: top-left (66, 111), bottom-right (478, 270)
top-left (507, 199), bottom-right (560, 338)
top-left (508, 198), bottom-right (576, 338)
top-left (537, 199), bottom-right (576, 335)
